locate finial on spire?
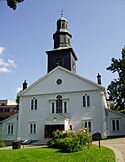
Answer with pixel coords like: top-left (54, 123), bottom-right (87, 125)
top-left (61, 9), bottom-right (64, 17)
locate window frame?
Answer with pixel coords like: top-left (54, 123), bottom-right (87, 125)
top-left (83, 94), bottom-right (91, 107)
top-left (82, 121), bottom-right (92, 132)
top-left (29, 122), bottom-right (37, 134)
top-left (112, 119), bottom-right (120, 131)
top-left (7, 123), bottom-right (14, 135)
top-left (50, 97), bottom-right (68, 114)
top-left (30, 98), bottom-right (38, 111)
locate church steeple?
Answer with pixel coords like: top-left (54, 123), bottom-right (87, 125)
top-left (46, 14), bottom-right (77, 73)
top-left (53, 12), bottom-right (72, 49)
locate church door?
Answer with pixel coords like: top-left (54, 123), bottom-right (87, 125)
top-left (44, 124), bottom-right (64, 138)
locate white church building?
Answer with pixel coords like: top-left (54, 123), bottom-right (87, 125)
top-left (1, 15), bottom-right (125, 144)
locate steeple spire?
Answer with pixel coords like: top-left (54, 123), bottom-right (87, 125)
top-left (61, 9), bottom-right (64, 17)
top-left (46, 15), bottom-right (77, 73)
top-left (53, 14), bottom-right (72, 49)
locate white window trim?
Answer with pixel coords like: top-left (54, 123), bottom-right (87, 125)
top-left (82, 94), bottom-right (91, 107)
top-left (111, 119), bottom-right (120, 131)
top-left (29, 122), bottom-right (37, 134)
top-left (7, 123), bottom-right (14, 135)
top-left (81, 120), bottom-right (92, 132)
top-left (50, 99), bottom-right (69, 114)
top-left (30, 98), bottom-right (38, 110)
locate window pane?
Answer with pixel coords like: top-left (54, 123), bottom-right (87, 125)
top-left (8, 125), bottom-right (10, 134)
top-left (112, 120), bottom-right (115, 131)
top-left (85, 122), bottom-right (87, 128)
top-left (34, 124), bottom-right (36, 133)
top-left (88, 122), bottom-right (91, 132)
top-left (35, 99), bottom-right (37, 110)
top-left (64, 102), bottom-right (67, 113)
top-left (11, 125), bottom-right (13, 134)
top-left (31, 99), bottom-right (34, 110)
top-left (30, 124), bottom-right (32, 133)
top-left (116, 120), bottom-right (119, 131)
top-left (56, 96), bottom-right (62, 113)
top-left (87, 96), bottom-right (90, 107)
top-left (83, 96), bottom-right (86, 107)
top-left (52, 103), bottom-right (54, 113)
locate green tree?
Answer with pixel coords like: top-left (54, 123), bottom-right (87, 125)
top-left (16, 95), bottom-right (20, 111)
top-left (107, 47), bottom-right (125, 113)
top-left (6, 0), bottom-right (24, 10)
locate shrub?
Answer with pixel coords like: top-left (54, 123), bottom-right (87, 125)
top-left (0, 139), bottom-right (5, 147)
top-left (47, 129), bottom-right (92, 152)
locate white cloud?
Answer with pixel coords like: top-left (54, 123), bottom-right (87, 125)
top-left (8, 59), bottom-right (17, 68)
top-left (0, 67), bottom-right (10, 72)
top-left (0, 47), bottom-right (17, 73)
top-left (0, 47), bottom-right (5, 56)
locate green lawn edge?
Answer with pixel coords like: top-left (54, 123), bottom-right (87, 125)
top-left (0, 145), bottom-right (115, 162)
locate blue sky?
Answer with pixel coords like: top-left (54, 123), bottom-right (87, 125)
top-left (0, 0), bottom-right (125, 101)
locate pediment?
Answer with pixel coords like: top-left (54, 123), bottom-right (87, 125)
top-left (19, 66), bottom-right (104, 96)
top-left (45, 114), bottom-right (69, 122)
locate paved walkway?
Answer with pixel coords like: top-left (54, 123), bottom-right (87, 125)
top-left (94, 137), bottom-right (125, 162)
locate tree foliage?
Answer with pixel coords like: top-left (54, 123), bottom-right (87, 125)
top-left (6, 0), bottom-right (24, 10)
top-left (107, 47), bottom-right (125, 113)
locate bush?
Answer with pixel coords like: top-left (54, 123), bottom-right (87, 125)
top-left (0, 139), bottom-right (5, 147)
top-left (47, 129), bottom-right (92, 152)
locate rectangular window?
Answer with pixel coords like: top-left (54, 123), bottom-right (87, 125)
top-left (64, 102), bottom-right (67, 113)
top-left (112, 119), bottom-right (120, 131)
top-left (29, 123), bottom-right (37, 134)
top-left (52, 102), bottom-right (54, 113)
top-left (7, 124), bottom-right (14, 135)
top-left (83, 121), bottom-right (91, 132)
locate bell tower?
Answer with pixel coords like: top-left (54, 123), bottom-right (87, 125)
top-left (46, 12), bottom-right (78, 73)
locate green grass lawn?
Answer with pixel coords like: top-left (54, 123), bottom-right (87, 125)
top-left (0, 145), bottom-right (115, 162)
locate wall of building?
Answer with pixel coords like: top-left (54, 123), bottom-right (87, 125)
top-left (18, 88), bottom-right (107, 141)
top-left (2, 114), bottom-right (18, 144)
top-left (106, 110), bottom-right (125, 136)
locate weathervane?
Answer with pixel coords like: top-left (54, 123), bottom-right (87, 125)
top-left (61, 9), bottom-right (64, 17)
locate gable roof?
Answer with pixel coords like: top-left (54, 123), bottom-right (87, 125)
top-left (18, 66), bottom-right (105, 96)
top-left (0, 113), bottom-right (18, 124)
top-left (106, 109), bottom-right (125, 117)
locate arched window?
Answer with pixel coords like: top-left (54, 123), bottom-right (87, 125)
top-left (35, 99), bottom-right (37, 110)
top-left (56, 95), bottom-right (62, 113)
top-left (83, 95), bottom-right (90, 107)
top-left (31, 98), bottom-right (37, 110)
